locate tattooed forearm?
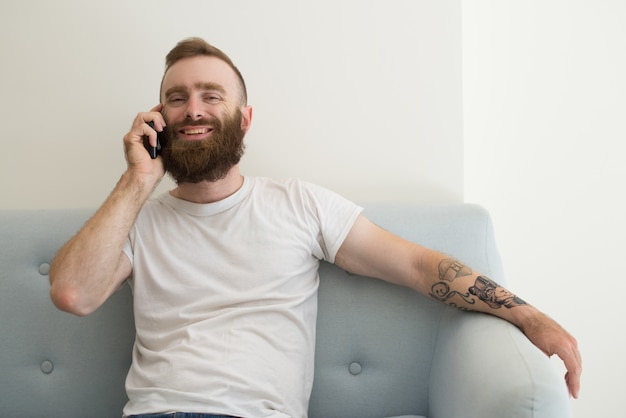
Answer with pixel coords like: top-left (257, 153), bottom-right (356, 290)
top-left (430, 260), bottom-right (527, 310)
top-left (438, 258), bottom-right (472, 282)
top-left (469, 276), bottom-right (527, 309)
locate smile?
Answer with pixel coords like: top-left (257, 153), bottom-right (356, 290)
top-left (181, 127), bottom-right (212, 135)
top-left (177, 126), bottom-right (214, 140)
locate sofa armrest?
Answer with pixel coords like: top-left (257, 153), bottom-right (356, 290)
top-left (428, 309), bottom-right (572, 418)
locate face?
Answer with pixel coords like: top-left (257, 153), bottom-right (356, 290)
top-left (159, 56), bottom-right (252, 184)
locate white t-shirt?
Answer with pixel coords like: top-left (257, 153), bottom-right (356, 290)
top-left (122, 177), bottom-right (362, 418)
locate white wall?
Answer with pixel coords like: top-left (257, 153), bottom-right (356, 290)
top-left (464, 1), bottom-right (626, 416)
top-left (0, 0), bottom-right (462, 210)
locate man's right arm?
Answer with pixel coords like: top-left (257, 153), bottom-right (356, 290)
top-left (49, 106), bottom-right (166, 316)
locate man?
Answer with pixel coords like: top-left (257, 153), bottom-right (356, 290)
top-left (49, 38), bottom-right (581, 418)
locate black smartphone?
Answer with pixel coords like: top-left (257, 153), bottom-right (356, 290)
top-left (144, 121), bottom-right (163, 159)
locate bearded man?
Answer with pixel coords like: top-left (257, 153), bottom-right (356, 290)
top-left (49, 38), bottom-right (581, 418)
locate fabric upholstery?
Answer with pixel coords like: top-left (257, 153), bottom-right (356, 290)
top-left (0, 205), bottom-right (572, 417)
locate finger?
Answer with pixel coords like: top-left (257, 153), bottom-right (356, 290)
top-left (127, 108), bottom-right (166, 148)
top-left (147, 103), bottom-right (166, 131)
top-left (141, 123), bottom-right (158, 148)
top-left (124, 121), bottom-right (154, 150)
top-left (565, 368), bottom-right (581, 399)
top-left (556, 343), bottom-right (582, 398)
top-left (132, 106), bottom-right (166, 131)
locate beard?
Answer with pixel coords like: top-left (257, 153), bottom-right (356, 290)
top-left (160, 108), bottom-right (246, 184)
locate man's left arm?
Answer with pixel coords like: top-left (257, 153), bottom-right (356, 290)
top-left (334, 214), bottom-right (582, 398)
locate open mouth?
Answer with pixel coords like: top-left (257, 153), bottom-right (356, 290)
top-left (178, 126), bottom-right (214, 139)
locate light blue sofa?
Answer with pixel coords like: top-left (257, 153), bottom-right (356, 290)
top-left (0, 204), bottom-right (572, 417)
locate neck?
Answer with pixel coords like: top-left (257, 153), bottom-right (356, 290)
top-left (169, 165), bottom-right (244, 204)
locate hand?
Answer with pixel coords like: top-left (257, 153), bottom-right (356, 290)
top-left (123, 104), bottom-right (167, 183)
top-left (519, 309), bottom-right (582, 398)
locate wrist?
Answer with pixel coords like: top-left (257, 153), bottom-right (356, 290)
top-left (117, 169), bottom-right (161, 203)
top-left (508, 303), bottom-right (542, 332)
top-left (124, 165), bottom-right (162, 186)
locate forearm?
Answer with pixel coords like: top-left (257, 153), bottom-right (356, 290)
top-left (49, 170), bottom-right (157, 315)
top-left (417, 249), bottom-right (538, 330)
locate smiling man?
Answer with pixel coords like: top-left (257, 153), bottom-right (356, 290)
top-left (49, 38), bottom-right (581, 418)
top-left (158, 52), bottom-right (251, 185)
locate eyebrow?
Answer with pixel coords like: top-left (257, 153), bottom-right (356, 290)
top-left (164, 82), bottom-right (227, 98)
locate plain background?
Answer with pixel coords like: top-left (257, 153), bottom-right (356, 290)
top-left (1, 1), bottom-right (622, 416)
top-left (0, 0), bottom-right (462, 208)
top-left (464, 2), bottom-right (625, 417)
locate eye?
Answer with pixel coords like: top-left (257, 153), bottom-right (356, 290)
top-left (167, 95), bottom-right (186, 105)
top-left (203, 93), bottom-right (222, 104)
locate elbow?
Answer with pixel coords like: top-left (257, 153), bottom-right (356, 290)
top-left (49, 281), bottom-right (97, 317)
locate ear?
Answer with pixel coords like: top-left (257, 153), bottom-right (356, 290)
top-left (240, 105), bottom-right (253, 133)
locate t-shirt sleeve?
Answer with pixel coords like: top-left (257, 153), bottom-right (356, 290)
top-left (122, 235), bottom-right (134, 267)
top-left (303, 181), bottom-right (363, 263)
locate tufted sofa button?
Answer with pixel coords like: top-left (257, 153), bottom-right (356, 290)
top-left (39, 263), bottom-right (50, 276)
top-left (348, 362), bottom-right (362, 375)
top-left (40, 360), bottom-right (54, 374)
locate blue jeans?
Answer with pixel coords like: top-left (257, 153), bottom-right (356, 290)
top-left (128, 414), bottom-right (240, 418)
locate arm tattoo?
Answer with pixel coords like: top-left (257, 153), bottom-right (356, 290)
top-left (429, 282), bottom-right (476, 309)
top-left (469, 276), bottom-right (527, 309)
top-left (430, 259), bottom-right (527, 310)
top-left (438, 258), bottom-right (472, 282)
top-left (430, 258), bottom-right (475, 308)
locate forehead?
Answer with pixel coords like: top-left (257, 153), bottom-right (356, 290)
top-left (161, 55), bottom-right (240, 98)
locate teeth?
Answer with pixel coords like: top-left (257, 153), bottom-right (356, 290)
top-left (184, 128), bottom-right (208, 135)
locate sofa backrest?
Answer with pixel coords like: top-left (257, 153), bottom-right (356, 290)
top-left (0, 204), bottom-right (504, 417)
top-left (0, 209), bottom-right (134, 416)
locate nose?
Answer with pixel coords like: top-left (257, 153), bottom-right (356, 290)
top-left (184, 96), bottom-right (204, 121)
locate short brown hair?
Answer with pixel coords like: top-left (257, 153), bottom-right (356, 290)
top-left (162, 37), bottom-right (248, 105)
